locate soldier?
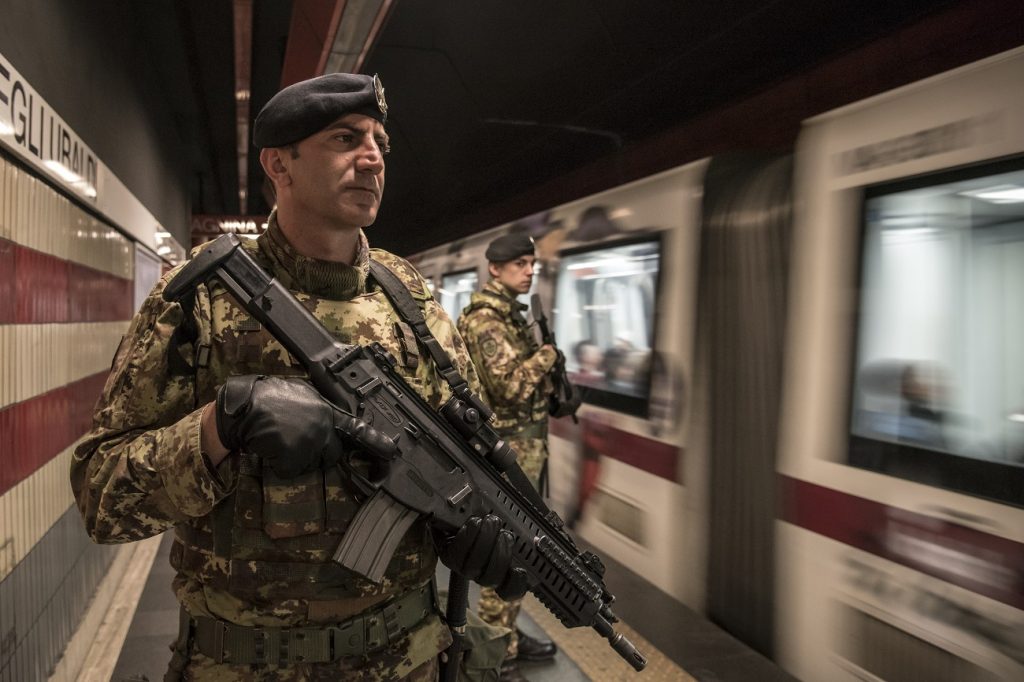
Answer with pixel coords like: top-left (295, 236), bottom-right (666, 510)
top-left (71, 74), bottom-right (526, 681)
top-left (457, 234), bottom-right (562, 682)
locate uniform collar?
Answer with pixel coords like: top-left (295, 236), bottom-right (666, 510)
top-left (257, 210), bottom-right (370, 300)
top-left (476, 278), bottom-right (528, 314)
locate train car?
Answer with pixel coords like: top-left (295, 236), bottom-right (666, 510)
top-left (411, 46), bottom-right (1024, 680)
top-left (775, 47), bottom-right (1024, 680)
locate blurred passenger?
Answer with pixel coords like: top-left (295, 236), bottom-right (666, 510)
top-left (458, 233), bottom-right (574, 681)
top-left (572, 339), bottom-right (605, 386)
top-left (899, 363), bottom-right (947, 449)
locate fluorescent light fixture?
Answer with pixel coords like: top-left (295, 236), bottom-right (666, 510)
top-left (157, 245), bottom-right (172, 255)
top-left (0, 120), bottom-right (13, 136)
top-left (156, 231), bottom-right (172, 239)
top-left (44, 160), bottom-right (83, 183)
top-left (960, 184), bottom-right (1024, 204)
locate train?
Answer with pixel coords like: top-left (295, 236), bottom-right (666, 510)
top-left (409, 47), bottom-right (1024, 681)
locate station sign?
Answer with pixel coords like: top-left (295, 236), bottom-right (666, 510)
top-left (0, 53), bottom-right (99, 202)
top-left (190, 214), bottom-right (269, 246)
top-left (0, 50), bottom-right (176, 259)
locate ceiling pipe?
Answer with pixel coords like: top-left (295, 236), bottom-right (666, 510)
top-left (233, 0), bottom-right (253, 214)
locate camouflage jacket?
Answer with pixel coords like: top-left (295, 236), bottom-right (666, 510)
top-left (457, 279), bottom-right (556, 435)
top-left (71, 215), bottom-right (480, 674)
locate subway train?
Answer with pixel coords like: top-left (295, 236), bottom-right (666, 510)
top-left (409, 47), bottom-right (1024, 681)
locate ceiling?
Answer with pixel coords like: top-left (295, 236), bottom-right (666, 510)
top-left (169, 0), bottom-right (1021, 255)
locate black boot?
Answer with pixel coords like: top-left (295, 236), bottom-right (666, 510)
top-left (499, 659), bottom-right (531, 682)
top-left (515, 628), bottom-right (557, 662)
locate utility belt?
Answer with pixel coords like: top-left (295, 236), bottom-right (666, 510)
top-left (497, 420), bottom-right (547, 441)
top-left (178, 581), bottom-right (436, 665)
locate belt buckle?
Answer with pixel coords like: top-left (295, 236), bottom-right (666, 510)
top-left (382, 602), bottom-right (402, 643)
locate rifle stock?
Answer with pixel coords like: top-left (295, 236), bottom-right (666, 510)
top-left (164, 235), bottom-right (646, 671)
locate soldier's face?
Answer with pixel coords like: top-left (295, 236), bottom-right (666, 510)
top-left (285, 114), bottom-right (389, 229)
top-left (490, 255), bottom-right (536, 294)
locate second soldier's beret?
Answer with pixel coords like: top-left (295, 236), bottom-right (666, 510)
top-left (485, 233), bottom-right (535, 262)
top-left (253, 73), bottom-right (388, 149)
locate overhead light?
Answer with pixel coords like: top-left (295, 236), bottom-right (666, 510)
top-left (0, 121), bottom-right (13, 136)
top-left (44, 160), bottom-right (83, 183)
top-left (157, 245), bottom-right (172, 255)
top-left (960, 184), bottom-right (1024, 204)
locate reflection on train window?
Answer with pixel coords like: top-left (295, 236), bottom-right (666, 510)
top-left (554, 240), bottom-right (660, 416)
top-left (850, 163), bottom-right (1024, 504)
top-left (439, 269), bottom-right (478, 321)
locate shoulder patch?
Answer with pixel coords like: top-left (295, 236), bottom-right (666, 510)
top-left (482, 337), bottom-right (498, 358)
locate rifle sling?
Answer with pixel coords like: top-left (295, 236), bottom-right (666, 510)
top-left (368, 260), bottom-right (553, 517)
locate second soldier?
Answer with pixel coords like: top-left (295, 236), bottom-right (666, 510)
top-left (457, 233), bottom-right (560, 682)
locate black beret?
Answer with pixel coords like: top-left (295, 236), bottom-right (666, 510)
top-left (253, 73), bottom-right (388, 148)
top-left (485, 233), bottom-right (535, 262)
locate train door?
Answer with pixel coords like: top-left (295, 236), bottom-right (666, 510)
top-left (546, 162), bottom-right (707, 607)
top-left (776, 48), bottom-right (1024, 681)
top-left (697, 155), bottom-right (794, 657)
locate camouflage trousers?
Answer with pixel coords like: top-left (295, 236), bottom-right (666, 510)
top-left (477, 435), bottom-right (546, 660)
top-left (175, 654), bottom-right (439, 681)
top-left (167, 614), bottom-right (450, 681)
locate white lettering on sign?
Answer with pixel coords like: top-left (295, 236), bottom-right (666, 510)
top-left (190, 215), bottom-right (269, 236)
top-left (0, 52), bottom-right (99, 201)
top-left (835, 113), bottom-right (1004, 176)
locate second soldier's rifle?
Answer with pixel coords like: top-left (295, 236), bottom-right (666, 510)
top-left (530, 294), bottom-right (581, 422)
top-left (163, 235), bottom-right (646, 674)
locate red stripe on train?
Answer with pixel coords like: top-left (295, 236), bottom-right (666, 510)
top-left (0, 238), bottom-right (133, 323)
top-left (0, 371), bottom-right (108, 496)
top-left (779, 475), bottom-right (1024, 611)
top-left (549, 414), bottom-right (680, 482)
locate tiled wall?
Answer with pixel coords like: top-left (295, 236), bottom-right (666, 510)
top-left (0, 154), bottom-right (136, 680)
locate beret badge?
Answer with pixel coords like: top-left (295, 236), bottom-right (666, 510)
top-left (373, 74), bottom-right (388, 120)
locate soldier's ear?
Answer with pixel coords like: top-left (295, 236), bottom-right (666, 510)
top-left (260, 148), bottom-right (293, 189)
top-left (488, 262), bottom-right (501, 279)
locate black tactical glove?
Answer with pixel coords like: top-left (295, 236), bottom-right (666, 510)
top-left (549, 383), bottom-right (583, 419)
top-left (215, 375), bottom-right (396, 479)
top-left (435, 514), bottom-right (529, 600)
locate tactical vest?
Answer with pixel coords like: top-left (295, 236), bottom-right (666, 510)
top-left (169, 240), bottom-right (443, 617)
top-left (460, 291), bottom-right (548, 436)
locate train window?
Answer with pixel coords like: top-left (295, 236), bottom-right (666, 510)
top-left (849, 159), bottom-right (1024, 506)
top-left (439, 268), bottom-right (478, 321)
top-left (554, 238), bottom-right (660, 417)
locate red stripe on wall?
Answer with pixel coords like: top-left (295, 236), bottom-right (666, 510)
top-left (778, 475), bottom-right (1024, 611)
top-left (15, 242), bottom-right (68, 323)
top-left (0, 238), bottom-right (133, 323)
top-left (68, 261), bottom-right (134, 322)
top-left (0, 371), bottom-right (108, 497)
top-left (0, 239), bottom-right (13, 322)
top-left (549, 413), bottom-right (680, 482)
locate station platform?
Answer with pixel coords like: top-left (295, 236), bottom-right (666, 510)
top-left (86, 534), bottom-right (794, 682)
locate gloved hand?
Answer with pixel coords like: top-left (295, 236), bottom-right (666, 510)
top-left (215, 375), bottom-right (395, 479)
top-left (435, 514), bottom-right (529, 600)
top-left (549, 383), bottom-right (583, 418)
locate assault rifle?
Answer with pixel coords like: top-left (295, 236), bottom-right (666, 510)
top-left (163, 235), bottom-right (646, 673)
top-left (530, 294), bottom-right (581, 422)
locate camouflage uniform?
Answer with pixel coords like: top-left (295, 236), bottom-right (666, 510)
top-left (71, 214), bottom-right (482, 681)
top-left (456, 279), bottom-right (556, 659)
